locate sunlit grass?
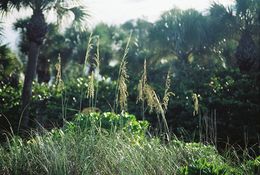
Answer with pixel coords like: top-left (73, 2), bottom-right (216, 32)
top-left (0, 118), bottom-right (257, 175)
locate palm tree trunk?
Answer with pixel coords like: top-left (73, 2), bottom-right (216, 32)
top-left (20, 9), bottom-right (47, 131)
top-left (21, 42), bottom-right (40, 129)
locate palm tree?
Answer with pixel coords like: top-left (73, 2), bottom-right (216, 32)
top-left (150, 9), bottom-right (208, 64)
top-left (14, 19), bottom-right (69, 83)
top-left (207, 3), bottom-right (236, 45)
top-left (0, 0), bottom-right (87, 129)
top-left (235, 0), bottom-right (259, 72)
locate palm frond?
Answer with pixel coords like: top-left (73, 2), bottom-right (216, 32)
top-left (0, 0), bottom-right (31, 13)
top-left (12, 18), bottom-right (30, 31)
top-left (69, 6), bottom-right (88, 23)
top-left (52, 0), bottom-right (88, 29)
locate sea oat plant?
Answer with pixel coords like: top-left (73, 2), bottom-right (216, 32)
top-left (87, 37), bottom-right (100, 108)
top-left (162, 69), bottom-right (175, 111)
top-left (114, 34), bottom-right (131, 113)
top-left (137, 60), bottom-right (174, 140)
top-left (192, 93), bottom-right (199, 116)
top-left (55, 54), bottom-right (67, 121)
top-left (79, 33), bottom-right (93, 111)
top-left (55, 54), bottom-right (64, 92)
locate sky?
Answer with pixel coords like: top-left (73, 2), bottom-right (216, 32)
top-left (86, 0), bottom-right (235, 25)
top-left (1, 0), bottom-right (235, 51)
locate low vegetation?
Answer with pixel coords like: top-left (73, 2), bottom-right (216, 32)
top-left (0, 112), bottom-right (259, 175)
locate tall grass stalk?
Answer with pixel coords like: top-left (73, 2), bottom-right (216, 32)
top-left (198, 107), bottom-right (218, 147)
top-left (137, 59), bottom-right (147, 120)
top-left (87, 71), bottom-right (95, 107)
top-left (162, 69), bottom-right (175, 112)
top-left (79, 33), bottom-right (93, 111)
top-left (55, 54), bottom-right (66, 122)
top-left (192, 93), bottom-right (199, 116)
top-left (94, 38), bottom-right (100, 107)
top-left (87, 37), bottom-right (100, 108)
top-left (137, 60), bottom-right (173, 140)
top-left (114, 33), bottom-right (131, 113)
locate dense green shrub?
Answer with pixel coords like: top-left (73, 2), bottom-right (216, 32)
top-left (0, 76), bottom-right (118, 133)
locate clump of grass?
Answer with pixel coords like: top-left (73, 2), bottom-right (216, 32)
top-left (0, 121), bottom-right (252, 175)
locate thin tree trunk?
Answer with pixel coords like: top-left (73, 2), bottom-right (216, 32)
top-left (21, 41), bottom-right (40, 130)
